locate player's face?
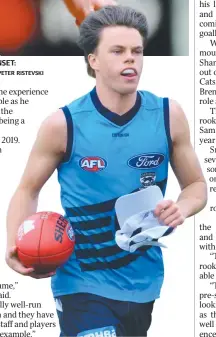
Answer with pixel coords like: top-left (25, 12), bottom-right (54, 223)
top-left (92, 26), bottom-right (144, 94)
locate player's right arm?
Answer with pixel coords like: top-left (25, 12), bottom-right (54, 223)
top-left (5, 109), bottom-right (67, 278)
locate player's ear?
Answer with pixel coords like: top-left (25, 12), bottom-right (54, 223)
top-left (88, 53), bottom-right (99, 73)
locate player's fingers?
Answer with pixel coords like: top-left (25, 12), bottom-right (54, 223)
top-left (12, 262), bottom-right (35, 276)
top-left (169, 217), bottom-right (185, 228)
top-left (6, 249), bottom-right (34, 275)
top-left (18, 267), bottom-right (35, 275)
top-left (7, 245), bottom-right (18, 258)
top-left (154, 200), bottom-right (173, 217)
top-left (29, 271), bottom-right (56, 279)
top-left (160, 212), bottom-right (178, 226)
top-left (7, 247), bottom-right (34, 273)
top-left (158, 204), bottom-right (179, 222)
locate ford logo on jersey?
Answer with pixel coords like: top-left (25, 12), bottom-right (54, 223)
top-left (80, 156), bottom-right (107, 172)
top-left (128, 153), bottom-right (165, 169)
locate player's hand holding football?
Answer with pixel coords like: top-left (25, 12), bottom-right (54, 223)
top-left (5, 246), bottom-right (56, 279)
top-left (63, 0), bottom-right (117, 25)
top-left (154, 200), bottom-right (185, 228)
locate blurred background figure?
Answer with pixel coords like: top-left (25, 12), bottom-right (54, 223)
top-left (0, 0), bottom-right (188, 56)
top-left (0, 0), bottom-right (39, 53)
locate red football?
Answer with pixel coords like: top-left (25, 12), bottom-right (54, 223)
top-left (16, 212), bottom-right (75, 273)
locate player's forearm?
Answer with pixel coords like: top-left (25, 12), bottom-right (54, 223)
top-left (176, 180), bottom-right (207, 219)
top-left (6, 187), bottom-right (39, 249)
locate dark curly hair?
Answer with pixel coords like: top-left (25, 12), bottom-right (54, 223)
top-left (78, 5), bottom-right (148, 78)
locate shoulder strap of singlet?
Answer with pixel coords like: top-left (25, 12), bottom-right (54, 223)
top-left (163, 97), bottom-right (173, 156)
top-left (61, 106), bottom-right (74, 163)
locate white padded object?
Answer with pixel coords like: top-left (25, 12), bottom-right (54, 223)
top-left (115, 186), bottom-right (174, 252)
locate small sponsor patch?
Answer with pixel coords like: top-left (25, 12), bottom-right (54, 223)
top-left (79, 156), bottom-right (107, 172)
top-left (140, 172), bottom-right (156, 189)
top-left (128, 153), bottom-right (165, 169)
top-left (77, 326), bottom-right (117, 337)
top-left (67, 224), bottom-right (75, 241)
top-left (112, 133), bottom-right (129, 138)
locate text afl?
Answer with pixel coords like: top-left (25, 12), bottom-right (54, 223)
top-left (79, 157), bottom-right (107, 172)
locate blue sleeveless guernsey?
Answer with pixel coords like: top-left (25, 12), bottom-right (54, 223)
top-left (51, 87), bottom-right (172, 303)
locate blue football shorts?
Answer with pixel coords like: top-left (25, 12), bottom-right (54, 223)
top-left (55, 293), bottom-right (154, 337)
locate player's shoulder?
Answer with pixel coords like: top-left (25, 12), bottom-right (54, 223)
top-left (169, 99), bottom-right (185, 118)
top-left (169, 99), bottom-right (188, 129)
top-left (168, 99), bottom-right (189, 143)
top-left (138, 89), bottom-right (164, 110)
top-left (37, 109), bottom-right (67, 154)
top-left (65, 91), bottom-right (94, 116)
top-left (41, 109), bottom-right (66, 134)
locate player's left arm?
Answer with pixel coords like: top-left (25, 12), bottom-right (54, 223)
top-left (154, 99), bottom-right (207, 227)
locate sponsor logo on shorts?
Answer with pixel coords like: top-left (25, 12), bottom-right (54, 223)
top-left (79, 156), bottom-right (107, 172)
top-left (77, 326), bottom-right (117, 337)
top-left (128, 153), bottom-right (165, 169)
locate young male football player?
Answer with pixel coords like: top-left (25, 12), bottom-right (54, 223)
top-left (6, 6), bottom-right (207, 337)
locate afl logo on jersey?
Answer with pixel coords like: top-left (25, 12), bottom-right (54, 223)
top-left (79, 156), bottom-right (107, 172)
top-left (128, 153), bottom-right (165, 169)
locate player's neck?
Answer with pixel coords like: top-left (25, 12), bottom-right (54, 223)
top-left (95, 83), bottom-right (137, 116)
